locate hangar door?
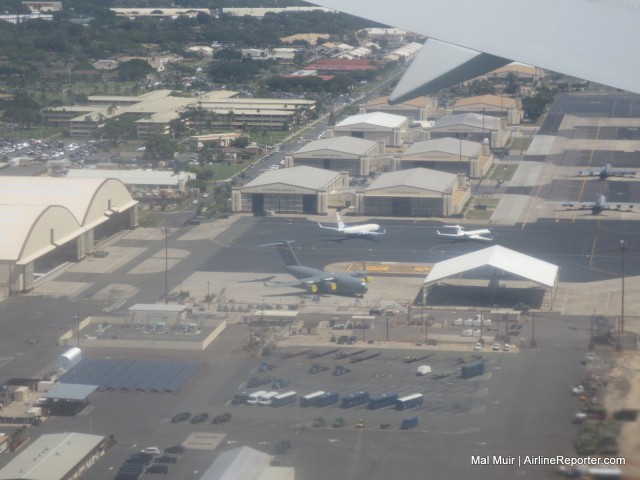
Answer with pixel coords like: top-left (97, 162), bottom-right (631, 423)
top-left (392, 197), bottom-right (411, 216)
top-left (411, 197), bottom-right (442, 216)
top-left (302, 195), bottom-right (317, 214)
top-left (252, 194), bottom-right (264, 214)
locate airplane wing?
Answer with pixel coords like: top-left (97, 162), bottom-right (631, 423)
top-left (317, 221), bottom-right (340, 231)
top-left (310, 0), bottom-right (640, 100)
top-left (360, 228), bottom-right (386, 237)
top-left (577, 169), bottom-right (598, 176)
top-left (468, 234), bottom-right (493, 242)
top-left (562, 201), bottom-right (594, 209)
top-left (610, 169), bottom-right (636, 176)
top-left (436, 230), bottom-right (461, 238)
top-left (264, 275), bottom-right (335, 289)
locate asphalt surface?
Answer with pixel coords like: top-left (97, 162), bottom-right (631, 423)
top-left (202, 216), bottom-right (640, 283)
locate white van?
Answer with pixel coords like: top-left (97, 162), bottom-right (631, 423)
top-left (246, 390), bottom-right (267, 405)
top-left (142, 447), bottom-right (161, 455)
top-left (258, 391), bottom-right (279, 406)
top-left (416, 365), bottom-right (432, 376)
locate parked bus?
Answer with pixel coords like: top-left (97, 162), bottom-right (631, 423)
top-left (395, 393), bottom-right (424, 410)
top-left (341, 391), bottom-right (369, 409)
top-left (316, 391), bottom-right (340, 407)
top-left (300, 390), bottom-right (325, 407)
top-left (368, 392), bottom-right (398, 410)
top-left (246, 390), bottom-right (267, 405)
top-left (271, 391), bottom-right (297, 407)
top-left (258, 391), bottom-right (279, 406)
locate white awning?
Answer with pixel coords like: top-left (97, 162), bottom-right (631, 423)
top-left (424, 245), bottom-right (558, 288)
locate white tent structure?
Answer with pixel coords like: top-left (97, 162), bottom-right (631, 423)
top-left (423, 245), bottom-right (558, 309)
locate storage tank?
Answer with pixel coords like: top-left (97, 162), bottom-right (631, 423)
top-left (55, 347), bottom-right (82, 371)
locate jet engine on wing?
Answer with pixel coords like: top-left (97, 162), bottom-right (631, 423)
top-left (305, 283), bottom-right (319, 293)
top-left (320, 281), bottom-right (338, 292)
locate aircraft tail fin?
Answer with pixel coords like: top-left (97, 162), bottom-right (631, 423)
top-left (260, 241), bottom-right (301, 267)
top-left (336, 212), bottom-right (345, 231)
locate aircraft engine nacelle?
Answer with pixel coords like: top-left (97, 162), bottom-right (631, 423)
top-left (320, 281), bottom-right (338, 292)
top-left (304, 283), bottom-right (319, 294)
top-left (362, 276), bottom-right (373, 283)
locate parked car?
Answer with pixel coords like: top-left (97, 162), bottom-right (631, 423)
top-left (155, 455), bottom-right (178, 464)
top-left (164, 445), bottom-right (186, 454)
top-left (191, 413), bottom-right (209, 424)
top-left (171, 412), bottom-right (191, 423)
top-left (146, 464), bottom-right (169, 474)
top-left (332, 365), bottom-right (351, 376)
top-left (309, 364), bottom-right (329, 374)
top-left (212, 413), bottom-right (232, 424)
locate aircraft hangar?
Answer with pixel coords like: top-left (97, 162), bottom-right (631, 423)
top-left (285, 136), bottom-right (381, 177)
top-left (421, 245), bottom-right (559, 310)
top-left (0, 177), bottom-right (138, 295)
top-left (355, 167), bottom-right (470, 217)
top-left (231, 166), bottom-right (348, 215)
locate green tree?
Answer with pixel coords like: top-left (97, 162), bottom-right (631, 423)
top-left (230, 136), bottom-right (249, 148)
top-left (144, 134), bottom-right (179, 160)
top-left (117, 58), bottom-right (154, 82)
top-left (2, 91), bottom-right (41, 127)
top-left (100, 115), bottom-right (137, 144)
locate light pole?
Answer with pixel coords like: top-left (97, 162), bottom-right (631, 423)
top-left (617, 240), bottom-right (627, 352)
top-left (162, 226), bottom-right (169, 304)
top-left (620, 240), bottom-right (627, 334)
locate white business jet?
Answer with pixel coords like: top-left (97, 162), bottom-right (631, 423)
top-left (437, 225), bottom-right (493, 242)
top-left (317, 213), bottom-right (385, 238)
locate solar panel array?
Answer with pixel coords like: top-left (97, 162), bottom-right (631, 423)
top-left (59, 359), bottom-right (204, 393)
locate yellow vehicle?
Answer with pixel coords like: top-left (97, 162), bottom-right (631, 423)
top-left (356, 419), bottom-right (365, 429)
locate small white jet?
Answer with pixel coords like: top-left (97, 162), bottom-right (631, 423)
top-left (562, 194), bottom-right (636, 215)
top-left (437, 225), bottom-right (493, 242)
top-left (317, 213), bottom-right (385, 238)
top-left (578, 163), bottom-right (636, 180)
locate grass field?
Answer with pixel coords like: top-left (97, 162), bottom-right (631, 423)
top-left (489, 164), bottom-right (519, 180)
top-left (465, 196), bottom-right (500, 220)
top-left (508, 137), bottom-right (533, 151)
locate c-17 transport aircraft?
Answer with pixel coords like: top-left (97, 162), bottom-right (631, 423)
top-left (578, 164), bottom-right (636, 180)
top-left (436, 225), bottom-right (493, 242)
top-left (562, 195), bottom-right (636, 215)
top-left (317, 212), bottom-right (385, 238)
top-left (260, 241), bottom-right (370, 296)
top-left (310, 0), bottom-right (640, 101)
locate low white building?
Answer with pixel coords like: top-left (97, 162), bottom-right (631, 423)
top-left (286, 137), bottom-right (382, 177)
top-left (0, 432), bottom-right (105, 480)
top-left (66, 169), bottom-right (195, 195)
top-left (399, 137), bottom-right (492, 178)
top-left (331, 112), bottom-right (412, 148)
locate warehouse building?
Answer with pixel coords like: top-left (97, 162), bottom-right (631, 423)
top-left (430, 113), bottom-right (509, 149)
top-left (0, 177), bottom-right (138, 295)
top-left (361, 95), bottom-right (436, 121)
top-left (356, 167), bottom-right (469, 217)
top-left (398, 137), bottom-right (493, 178)
top-left (200, 446), bottom-right (294, 480)
top-left (0, 432), bottom-right (105, 480)
top-left (231, 166), bottom-right (347, 215)
top-left (331, 112), bottom-right (413, 147)
top-left (285, 136), bottom-right (382, 177)
top-left (65, 169), bottom-right (196, 198)
top-left (450, 94), bottom-right (523, 125)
